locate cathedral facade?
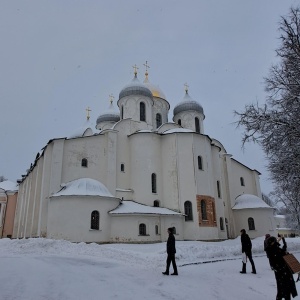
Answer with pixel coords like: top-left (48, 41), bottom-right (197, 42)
top-left (12, 68), bottom-right (276, 243)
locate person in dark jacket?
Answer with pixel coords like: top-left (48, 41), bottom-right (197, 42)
top-left (162, 227), bottom-right (178, 276)
top-left (240, 229), bottom-right (256, 274)
top-left (265, 236), bottom-right (298, 300)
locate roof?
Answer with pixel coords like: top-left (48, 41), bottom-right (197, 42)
top-left (0, 180), bottom-right (18, 192)
top-left (173, 91), bottom-right (204, 117)
top-left (51, 178), bottom-right (114, 198)
top-left (68, 120), bottom-right (94, 139)
top-left (109, 200), bottom-right (184, 216)
top-left (232, 194), bottom-right (272, 210)
top-left (119, 75), bottom-right (153, 100)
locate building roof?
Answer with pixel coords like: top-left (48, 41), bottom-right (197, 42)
top-left (173, 91), bottom-right (204, 117)
top-left (51, 178), bottom-right (114, 198)
top-left (109, 200), bottom-right (183, 216)
top-left (96, 101), bottom-right (120, 125)
top-left (119, 75), bottom-right (153, 100)
top-left (232, 194), bottom-right (272, 210)
top-left (68, 120), bottom-right (94, 139)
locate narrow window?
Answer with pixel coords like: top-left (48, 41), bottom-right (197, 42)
top-left (81, 158), bottom-right (88, 167)
top-left (201, 200), bottom-right (207, 220)
top-left (91, 211), bottom-right (99, 230)
top-left (173, 227), bottom-right (177, 234)
top-left (248, 217), bottom-right (255, 230)
top-left (212, 201), bottom-right (216, 222)
top-left (121, 163), bottom-right (125, 172)
top-left (195, 117), bottom-right (200, 133)
top-left (220, 217), bottom-right (224, 230)
top-left (154, 200), bottom-right (160, 207)
top-left (156, 113), bottom-right (162, 128)
top-left (217, 181), bottom-right (221, 198)
top-left (140, 102), bottom-right (146, 121)
top-left (178, 119), bottom-right (181, 126)
top-left (240, 177), bottom-right (245, 186)
top-left (139, 223), bottom-right (146, 235)
top-left (155, 225), bottom-right (159, 235)
top-left (198, 156), bottom-right (203, 170)
top-left (121, 105), bottom-right (124, 119)
top-left (151, 173), bottom-right (157, 193)
top-left (184, 201), bottom-right (193, 221)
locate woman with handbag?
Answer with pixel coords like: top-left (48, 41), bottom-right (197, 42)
top-left (265, 236), bottom-right (298, 300)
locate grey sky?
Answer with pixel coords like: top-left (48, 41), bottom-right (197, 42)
top-left (0, 1), bottom-right (298, 194)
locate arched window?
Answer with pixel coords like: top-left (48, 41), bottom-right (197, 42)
top-left (156, 113), bottom-right (162, 128)
top-left (121, 163), bottom-right (125, 172)
top-left (201, 200), bottom-right (207, 220)
top-left (155, 225), bottom-right (159, 235)
top-left (178, 119), bottom-right (181, 126)
top-left (154, 200), bottom-right (160, 207)
top-left (217, 181), bottom-right (221, 198)
top-left (240, 177), bottom-right (245, 186)
top-left (139, 223), bottom-right (146, 235)
top-left (198, 156), bottom-right (203, 170)
top-left (195, 117), bottom-right (200, 133)
top-left (91, 211), bottom-right (99, 230)
top-left (172, 227), bottom-right (177, 234)
top-left (81, 158), bottom-right (88, 167)
top-left (248, 217), bottom-right (255, 230)
top-left (151, 173), bottom-right (157, 193)
top-left (140, 102), bottom-right (146, 121)
top-left (121, 105), bottom-right (124, 119)
top-left (220, 217), bottom-right (224, 230)
top-left (184, 201), bottom-right (193, 221)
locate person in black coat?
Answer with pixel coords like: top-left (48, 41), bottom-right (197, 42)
top-left (240, 229), bottom-right (256, 274)
top-left (265, 236), bottom-right (298, 300)
top-left (162, 227), bottom-right (178, 276)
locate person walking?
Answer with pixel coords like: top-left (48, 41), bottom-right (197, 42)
top-left (265, 236), bottom-right (298, 300)
top-left (162, 227), bottom-right (178, 276)
top-left (240, 229), bottom-right (256, 274)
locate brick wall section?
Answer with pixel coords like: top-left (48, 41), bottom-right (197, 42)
top-left (196, 195), bottom-right (217, 227)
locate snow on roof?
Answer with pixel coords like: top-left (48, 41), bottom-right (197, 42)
top-left (232, 194), bottom-right (272, 210)
top-left (274, 215), bottom-right (285, 219)
top-left (0, 180), bottom-right (18, 192)
top-left (109, 200), bottom-right (183, 216)
top-left (163, 128), bottom-right (194, 134)
top-left (52, 178), bottom-right (114, 197)
top-left (68, 120), bottom-right (94, 139)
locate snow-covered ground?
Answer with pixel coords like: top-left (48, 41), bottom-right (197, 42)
top-left (0, 236), bottom-right (299, 300)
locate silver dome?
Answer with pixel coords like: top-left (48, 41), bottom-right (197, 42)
top-left (173, 92), bottom-right (204, 116)
top-left (119, 76), bottom-right (153, 100)
top-left (96, 102), bottom-right (120, 125)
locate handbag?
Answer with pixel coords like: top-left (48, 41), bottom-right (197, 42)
top-left (283, 253), bottom-right (300, 274)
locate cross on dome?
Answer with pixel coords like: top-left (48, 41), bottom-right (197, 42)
top-left (86, 107), bottom-right (91, 121)
top-left (132, 64), bottom-right (139, 76)
top-left (184, 83), bottom-right (189, 94)
top-left (109, 94), bottom-right (114, 104)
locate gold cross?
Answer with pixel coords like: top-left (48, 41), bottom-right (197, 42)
top-left (132, 64), bottom-right (139, 76)
top-left (143, 61), bottom-right (150, 73)
top-left (109, 94), bottom-right (114, 104)
top-left (184, 83), bottom-right (189, 93)
top-left (86, 107), bottom-right (91, 121)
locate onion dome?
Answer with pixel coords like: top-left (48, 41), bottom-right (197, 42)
top-left (143, 72), bottom-right (166, 100)
top-left (96, 97), bottom-right (120, 126)
top-left (68, 119), bottom-right (94, 139)
top-left (119, 73), bottom-right (153, 100)
top-left (173, 87), bottom-right (204, 117)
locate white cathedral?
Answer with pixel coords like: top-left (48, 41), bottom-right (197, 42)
top-left (13, 65), bottom-right (276, 243)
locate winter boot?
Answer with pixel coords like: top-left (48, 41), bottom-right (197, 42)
top-left (240, 262), bottom-right (246, 274)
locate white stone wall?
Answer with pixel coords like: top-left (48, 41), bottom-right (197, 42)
top-left (47, 196), bottom-right (120, 243)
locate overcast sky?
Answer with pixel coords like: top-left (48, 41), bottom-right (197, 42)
top-left (0, 1), bottom-right (298, 194)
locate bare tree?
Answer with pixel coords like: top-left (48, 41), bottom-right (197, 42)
top-left (235, 7), bottom-right (300, 230)
top-left (0, 176), bottom-right (7, 182)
